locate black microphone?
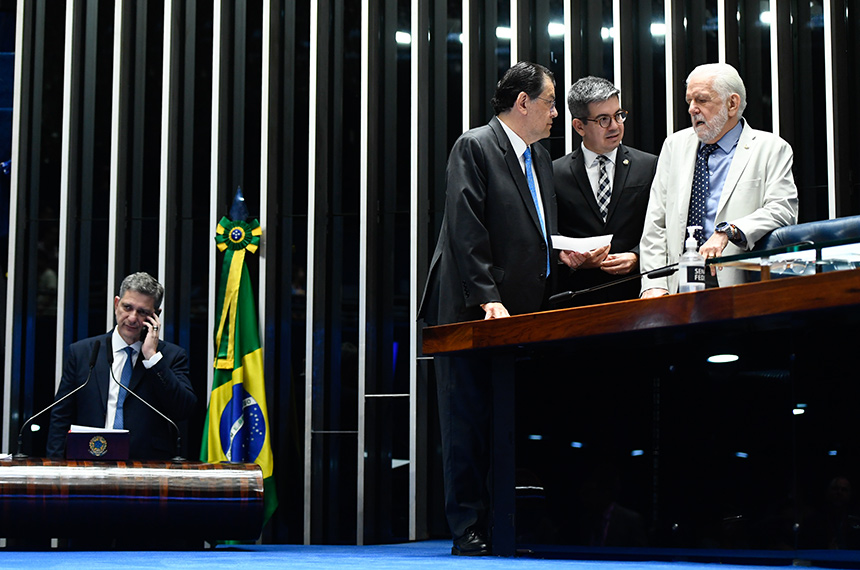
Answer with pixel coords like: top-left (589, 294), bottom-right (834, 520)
top-left (107, 346), bottom-right (185, 462)
top-left (548, 262), bottom-right (681, 305)
top-left (14, 342), bottom-right (101, 459)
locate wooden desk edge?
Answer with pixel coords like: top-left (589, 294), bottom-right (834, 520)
top-left (422, 270), bottom-right (860, 355)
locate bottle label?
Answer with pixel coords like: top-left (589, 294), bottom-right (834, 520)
top-left (686, 265), bottom-right (706, 284)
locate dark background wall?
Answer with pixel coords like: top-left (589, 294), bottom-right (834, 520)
top-left (1, 0), bottom-right (859, 549)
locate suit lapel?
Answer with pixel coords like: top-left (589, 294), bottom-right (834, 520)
top-left (128, 358), bottom-right (144, 392)
top-left (94, 333), bottom-right (113, 416)
top-left (128, 342), bottom-right (158, 391)
top-left (571, 150), bottom-right (604, 222)
top-left (678, 130), bottom-right (700, 215)
top-left (491, 118), bottom-right (547, 238)
top-left (607, 145), bottom-right (632, 222)
top-left (716, 121), bottom-right (755, 217)
top-left (533, 146), bottom-right (555, 234)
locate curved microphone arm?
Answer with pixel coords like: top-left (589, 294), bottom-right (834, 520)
top-left (15, 343), bottom-right (101, 459)
top-left (548, 262), bottom-right (681, 305)
top-left (107, 351), bottom-right (185, 462)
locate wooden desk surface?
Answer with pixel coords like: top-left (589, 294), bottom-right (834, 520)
top-left (422, 270), bottom-right (860, 355)
top-left (0, 459), bottom-right (264, 540)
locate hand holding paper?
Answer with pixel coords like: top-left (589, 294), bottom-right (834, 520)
top-left (553, 234), bottom-right (613, 269)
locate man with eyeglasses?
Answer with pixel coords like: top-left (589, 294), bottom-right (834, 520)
top-left (420, 61), bottom-right (578, 556)
top-left (639, 63), bottom-right (798, 297)
top-left (553, 76), bottom-right (658, 305)
top-left (47, 272), bottom-right (197, 460)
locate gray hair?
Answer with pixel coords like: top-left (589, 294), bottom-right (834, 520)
top-left (119, 272), bottom-right (164, 309)
top-left (567, 76), bottom-right (620, 120)
top-left (686, 63), bottom-right (747, 116)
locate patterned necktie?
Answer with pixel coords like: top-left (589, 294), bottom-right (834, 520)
top-left (113, 346), bottom-right (135, 429)
top-left (596, 155), bottom-right (611, 221)
top-left (523, 147), bottom-right (550, 275)
top-left (686, 143), bottom-right (719, 247)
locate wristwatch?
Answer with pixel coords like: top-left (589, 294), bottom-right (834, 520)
top-left (715, 221), bottom-right (746, 246)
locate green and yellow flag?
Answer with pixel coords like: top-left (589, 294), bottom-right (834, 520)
top-left (201, 204), bottom-right (277, 527)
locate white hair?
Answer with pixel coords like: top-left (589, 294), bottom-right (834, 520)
top-left (686, 63), bottom-right (747, 116)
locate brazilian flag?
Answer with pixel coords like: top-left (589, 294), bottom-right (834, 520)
top-left (201, 202), bottom-right (277, 528)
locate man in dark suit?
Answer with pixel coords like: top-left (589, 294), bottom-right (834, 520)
top-left (47, 272), bottom-right (197, 460)
top-left (419, 62), bottom-right (577, 556)
top-left (553, 76), bottom-right (658, 305)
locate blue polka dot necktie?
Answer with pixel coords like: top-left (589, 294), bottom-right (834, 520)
top-left (686, 143), bottom-right (719, 247)
top-left (113, 346), bottom-right (135, 429)
top-left (524, 147), bottom-right (550, 276)
top-left (596, 155), bottom-right (611, 221)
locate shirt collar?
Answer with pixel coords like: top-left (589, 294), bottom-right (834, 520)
top-left (111, 328), bottom-right (142, 354)
top-left (712, 118), bottom-right (744, 154)
top-left (580, 142), bottom-right (618, 167)
top-left (497, 117), bottom-right (529, 159)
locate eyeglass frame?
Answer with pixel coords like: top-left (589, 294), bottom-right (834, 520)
top-left (578, 109), bottom-right (629, 128)
top-left (532, 95), bottom-right (557, 110)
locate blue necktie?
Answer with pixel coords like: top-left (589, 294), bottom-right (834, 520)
top-left (113, 346), bottom-right (135, 429)
top-left (687, 143), bottom-right (719, 247)
top-left (523, 147), bottom-right (550, 275)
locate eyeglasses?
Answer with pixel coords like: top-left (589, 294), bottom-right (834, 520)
top-left (532, 96), bottom-right (557, 110)
top-left (580, 110), bottom-right (629, 128)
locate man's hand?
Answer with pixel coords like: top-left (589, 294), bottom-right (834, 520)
top-left (561, 244), bottom-right (612, 270)
top-left (641, 288), bottom-right (669, 299)
top-left (559, 250), bottom-right (587, 269)
top-left (579, 244), bottom-right (610, 269)
top-left (141, 312), bottom-right (161, 360)
top-left (699, 232), bottom-right (729, 275)
top-left (481, 302), bottom-right (510, 319)
top-left (600, 252), bottom-right (638, 276)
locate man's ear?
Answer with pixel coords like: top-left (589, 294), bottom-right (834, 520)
top-left (727, 93), bottom-right (741, 117)
top-left (514, 91), bottom-right (530, 115)
top-left (572, 118), bottom-right (586, 137)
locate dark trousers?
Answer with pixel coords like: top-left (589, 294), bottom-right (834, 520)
top-left (434, 353), bottom-right (493, 540)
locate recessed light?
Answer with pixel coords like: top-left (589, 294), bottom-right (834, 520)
top-left (708, 354), bottom-right (739, 363)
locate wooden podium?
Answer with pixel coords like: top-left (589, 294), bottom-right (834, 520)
top-left (0, 459), bottom-right (264, 541)
top-left (422, 270), bottom-right (860, 556)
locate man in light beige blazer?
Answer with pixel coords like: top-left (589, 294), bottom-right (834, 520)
top-left (639, 63), bottom-right (798, 296)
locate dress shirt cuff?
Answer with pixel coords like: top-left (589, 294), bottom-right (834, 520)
top-left (143, 351), bottom-right (163, 368)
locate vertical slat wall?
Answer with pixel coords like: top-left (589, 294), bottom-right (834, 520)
top-left (2, 0), bottom-right (857, 545)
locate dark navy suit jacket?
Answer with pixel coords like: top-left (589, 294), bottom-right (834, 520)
top-left (46, 331), bottom-right (197, 460)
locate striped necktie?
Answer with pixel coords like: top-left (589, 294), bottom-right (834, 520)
top-left (596, 155), bottom-right (611, 220)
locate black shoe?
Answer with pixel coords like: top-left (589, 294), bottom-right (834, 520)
top-left (451, 528), bottom-right (491, 556)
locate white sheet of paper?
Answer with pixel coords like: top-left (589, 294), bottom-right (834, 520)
top-left (69, 424), bottom-right (129, 434)
top-left (550, 234), bottom-right (613, 252)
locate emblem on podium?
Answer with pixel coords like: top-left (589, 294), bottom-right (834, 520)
top-left (88, 435), bottom-right (108, 457)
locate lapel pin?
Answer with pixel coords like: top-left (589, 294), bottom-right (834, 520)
top-left (623, 159), bottom-right (629, 165)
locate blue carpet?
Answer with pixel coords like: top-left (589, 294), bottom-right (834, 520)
top-left (0, 540), bottom-right (840, 570)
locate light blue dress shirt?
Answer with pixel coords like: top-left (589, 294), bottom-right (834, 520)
top-left (703, 119), bottom-right (744, 238)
